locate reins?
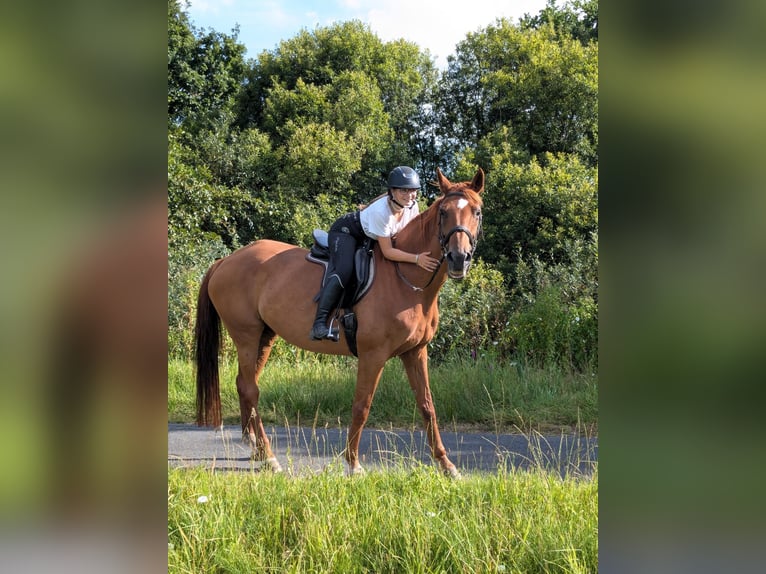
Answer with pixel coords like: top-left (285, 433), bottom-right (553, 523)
top-left (394, 256), bottom-right (445, 292)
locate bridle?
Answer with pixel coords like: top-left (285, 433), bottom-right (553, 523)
top-left (394, 191), bottom-right (482, 292)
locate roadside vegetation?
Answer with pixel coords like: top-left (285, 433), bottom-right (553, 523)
top-left (169, 464), bottom-right (597, 574)
top-left (169, 354), bottom-right (596, 433)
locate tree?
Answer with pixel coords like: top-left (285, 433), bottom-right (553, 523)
top-left (168, 134), bottom-right (253, 249)
top-left (476, 151), bottom-right (597, 278)
top-left (520, 0), bottom-right (598, 45)
top-left (277, 122), bottom-right (362, 203)
top-left (167, 0), bottom-right (246, 134)
top-left (437, 12), bottom-right (598, 168)
top-left (235, 20), bottom-right (436, 197)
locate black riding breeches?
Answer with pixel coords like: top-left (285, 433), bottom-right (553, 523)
top-left (327, 211), bottom-right (365, 288)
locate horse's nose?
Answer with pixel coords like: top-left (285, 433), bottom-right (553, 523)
top-left (446, 250), bottom-right (471, 277)
top-left (447, 249), bottom-right (471, 265)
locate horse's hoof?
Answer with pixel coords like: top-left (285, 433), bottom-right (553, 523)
top-left (346, 465), bottom-right (365, 477)
top-left (444, 466), bottom-right (462, 480)
top-left (265, 457), bottom-right (283, 473)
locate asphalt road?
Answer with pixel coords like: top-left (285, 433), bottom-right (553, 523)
top-left (169, 423), bottom-right (597, 476)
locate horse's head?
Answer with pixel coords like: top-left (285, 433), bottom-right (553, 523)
top-left (435, 168), bottom-right (484, 280)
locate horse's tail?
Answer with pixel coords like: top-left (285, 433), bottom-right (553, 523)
top-left (195, 259), bottom-right (224, 427)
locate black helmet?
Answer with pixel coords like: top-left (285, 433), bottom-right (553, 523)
top-left (387, 166), bottom-right (421, 189)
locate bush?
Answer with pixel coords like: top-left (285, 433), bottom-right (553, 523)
top-left (504, 284), bottom-right (597, 370)
top-left (499, 234), bottom-right (598, 371)
top-left (168, 234), bottom-right (230, 359)
top-left (430, 259), bottom-right (507, 363)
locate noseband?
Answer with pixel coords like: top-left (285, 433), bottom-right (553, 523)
top-left (395, 191), bottom-right (482, 292)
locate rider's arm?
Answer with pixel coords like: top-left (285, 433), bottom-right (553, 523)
top-left (378, 236), bottom-right (439, 271)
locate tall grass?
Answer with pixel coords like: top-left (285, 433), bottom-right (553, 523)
top-left (169, 355), bottom-right (596, 431)
top-left (168, 465), bottom-right (598, 573)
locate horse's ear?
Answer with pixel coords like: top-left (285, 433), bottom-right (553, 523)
top-left (436, 168), bottom-right (451, 194)
top-left (471, 168), bottom-right (485, 194)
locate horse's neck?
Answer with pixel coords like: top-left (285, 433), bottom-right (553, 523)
top-left (387, 205), bottom-right (447, 299)
top-left (393, 205), bottom-right (441, 258)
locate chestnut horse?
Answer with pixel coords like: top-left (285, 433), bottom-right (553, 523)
top-left (195, 168), bottom-right (484, 477)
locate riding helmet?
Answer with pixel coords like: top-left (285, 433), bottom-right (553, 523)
top-left (387, 166), bottom-right (421, 189)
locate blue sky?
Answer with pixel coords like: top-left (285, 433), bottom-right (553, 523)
top-left (185, 0), bottom-right (550, 69)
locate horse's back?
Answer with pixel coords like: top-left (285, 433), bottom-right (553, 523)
top-left (211, 239), bottom-right (303, 281)
top-left (207, 239), bottom-right (323, 335)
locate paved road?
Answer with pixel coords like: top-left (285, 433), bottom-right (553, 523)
top-left (169, 424), bottom-right (597, 476)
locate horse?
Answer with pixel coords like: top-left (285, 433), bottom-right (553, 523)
top-left (195, 168), bottom-right (484, 477)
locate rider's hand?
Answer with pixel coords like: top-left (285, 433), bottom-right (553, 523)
top-left (415, 252), bottom-right (440, 272)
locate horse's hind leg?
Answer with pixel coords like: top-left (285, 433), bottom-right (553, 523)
top-left (235, 326), bottom-right (282, 472)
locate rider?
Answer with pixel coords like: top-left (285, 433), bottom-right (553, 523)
top-left (309, 166), bottom-right (441, 340)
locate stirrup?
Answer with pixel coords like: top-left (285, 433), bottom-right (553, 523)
top-left (326, 315), bottom-right (340, 342)
top-left (310, 321), bottom-right (338, 341)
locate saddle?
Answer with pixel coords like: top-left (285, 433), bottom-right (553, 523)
top-left (306, 229), bottom-right (376, 356)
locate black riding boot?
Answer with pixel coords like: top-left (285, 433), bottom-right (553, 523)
top-left (310, 276), bottom-right (344, 340)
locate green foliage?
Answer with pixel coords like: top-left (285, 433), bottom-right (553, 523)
top-left (504, 283), bottom-right (597, 371)
top-left (329, 71), bottom-right (394, 163)
top-left (194, 115), bottom-right (277, 191)
top-left (481, 152), bottom-right (598, 277)
top-left (286, 192), bottom-right (350, 247)
top-left (520, 0), bottom-right (599, 45)
top-left (236, 20), bottom-right (433, 190)
top-left (169, 466), bottom-right (597, 574)
top-left (166, 1), bottom-right (599, 371)
top-left (277, 122), bottom-right (362, 202)
top-left (168, 135), bottom-right (253, 248)
top-left (431, 259), bottom-right (507, 362)
top-left (438, 12), bottom-right (598, 167)
top-left (262, 78), bottom-right (332, 141)
top-left (500, 235), bottom-right (598, 371)
top-left (167, 0), bottom-right (246, 133)
top-left (168, 234), bottom-right (230, 359)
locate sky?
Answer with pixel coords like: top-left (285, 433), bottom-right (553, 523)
top-left (185, 0), bottom-right (551, 69)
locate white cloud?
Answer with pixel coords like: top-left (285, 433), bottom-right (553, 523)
top-left (186, 0), bottom-right (236, 15)
top-left (351, 0), bottom-right (548, 67)
top-left (184, 0), bottom-right (550, 65)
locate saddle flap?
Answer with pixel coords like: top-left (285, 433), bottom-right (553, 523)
top-left (306, 236), bottom-right (376, 306)
top-left (354, 245), bottom-right (370, 286)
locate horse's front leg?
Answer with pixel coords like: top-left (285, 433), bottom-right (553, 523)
top-left (400, 345), bottom-right (460, 478)
top-left (345, 357), bottom-right (386, 475)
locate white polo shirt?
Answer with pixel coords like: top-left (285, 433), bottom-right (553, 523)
top-left (359, 196), bottom-right (419, 240)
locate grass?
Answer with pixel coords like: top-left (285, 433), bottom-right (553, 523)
top-left (168, 355), bottom-right (597, 433)
top-left (168, 463), bottom-right (598, 573)
top-left (168, 354), bottom-right (598, 573)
